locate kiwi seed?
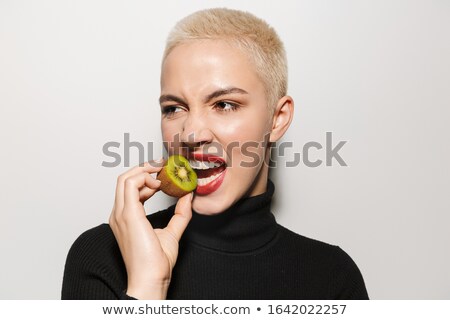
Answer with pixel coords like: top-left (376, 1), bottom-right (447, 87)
top-left (157, 155), bottom-right (197, 197)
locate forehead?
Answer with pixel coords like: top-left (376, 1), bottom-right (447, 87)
top-left (160, 40), bottom-right (264, 97)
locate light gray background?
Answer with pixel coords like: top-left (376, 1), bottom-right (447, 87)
top-left (1, 0), bottom-right (449, 299)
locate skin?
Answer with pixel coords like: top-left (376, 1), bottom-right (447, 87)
top-left (109, 39), bottom-right (294, 299)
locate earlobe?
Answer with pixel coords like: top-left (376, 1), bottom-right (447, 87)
top-left (269, 96), bottom-right (294, 143)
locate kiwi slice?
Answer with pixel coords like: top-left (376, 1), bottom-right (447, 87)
top-left (157, 155), bottom-right (197, 197)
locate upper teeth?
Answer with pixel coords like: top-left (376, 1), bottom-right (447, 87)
top-left (189, 160), bottom-right (222, 170)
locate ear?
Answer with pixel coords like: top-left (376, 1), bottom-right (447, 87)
top-left (269, 95), bottom-right (294, 142)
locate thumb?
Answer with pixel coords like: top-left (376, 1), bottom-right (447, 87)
top-left (165, 192), bottom-right (193, 241)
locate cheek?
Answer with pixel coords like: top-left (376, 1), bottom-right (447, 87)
top-left (214, 112), bottom-right (270, 146)
top-left (160, 122), bottom-right (170, 141)
top-left (161, 121), bottom-right (184, 155)
top-left (213, 117), bottom-right (269, 168)
top-left (161, 120), bottom-right (180, 141)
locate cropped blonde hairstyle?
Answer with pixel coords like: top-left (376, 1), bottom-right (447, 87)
top-left (162, 8), bottom-right (288, 113)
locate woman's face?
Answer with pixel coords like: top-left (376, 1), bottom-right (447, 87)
top-left (160, 40), bottom-right (273, 214)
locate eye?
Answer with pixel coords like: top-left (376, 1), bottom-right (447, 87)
top-left (214, 101), bottom-right (239, 112)
top-left (161, 106), bottom-right (185, 117)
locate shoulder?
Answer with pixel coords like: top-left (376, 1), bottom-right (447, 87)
top-left (62, 207), bottom-right (174, 299)
top-left (276, 224), bottom-right (341, 257)
top-left (275, 225), bottom-right (351, 270)
top-left (62, 222), bottom-right (126, 299)
top-left (276, 225), bottom-right (369, 299)
top-left (64, 223), bottom-right (120, 271)
top-left (66, 207), bottom-right (173, 268)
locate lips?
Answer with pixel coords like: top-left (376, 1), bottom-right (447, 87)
top-left (188, 153), bottom-right (227, 195)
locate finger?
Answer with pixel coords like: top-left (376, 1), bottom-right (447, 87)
top-left (138, 175), bottom-right (162, 203)
top-left (139, 187), bottom-right (157, 203)
top-left (115, 159), bottom-right (164, 212)
top-left (140, 158), bottom-right (165, 170)
top-left (165, 192), bottom-right (193, 241)
top-left (123, 172), bottom-right (161, 211)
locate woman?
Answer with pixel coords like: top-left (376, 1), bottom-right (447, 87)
top-left (62, 8), bottom-right (369, 300)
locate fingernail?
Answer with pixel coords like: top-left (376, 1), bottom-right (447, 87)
top-left (149, 158), bottom-right (164, 167)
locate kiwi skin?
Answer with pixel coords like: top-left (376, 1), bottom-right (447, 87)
top-left (157, 156), bottom-right (197, 197)
top-left (157, 166), bottom-right (190, 197)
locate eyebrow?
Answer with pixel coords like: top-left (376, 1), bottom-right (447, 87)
top-left (159, 87), bottom-right (249, 105)
top-left (203, 87), bottom-right (249, 104)
top-left (159, 94), bottom-right (186, 106)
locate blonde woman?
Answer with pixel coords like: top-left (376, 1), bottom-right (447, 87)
top-left (62, 8), bottom-right (368, 300)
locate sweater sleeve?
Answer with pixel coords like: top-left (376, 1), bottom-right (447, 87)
top-left (61, 224), bottom-right (131, 300)
top-left (329, 246), bottom-right (369, 300)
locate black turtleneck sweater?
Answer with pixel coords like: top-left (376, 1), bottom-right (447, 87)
top-left (61, 180), bottom-right (369, 299)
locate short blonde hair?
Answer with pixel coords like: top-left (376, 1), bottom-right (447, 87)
top-left (162, 8), bottom-right (288, 113)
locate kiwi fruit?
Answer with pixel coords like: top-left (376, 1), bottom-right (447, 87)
top-left (157, 155), bottom-right (197, 197)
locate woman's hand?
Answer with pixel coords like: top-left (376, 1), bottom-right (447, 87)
top-left (109, 160), bottom-right (193, 299)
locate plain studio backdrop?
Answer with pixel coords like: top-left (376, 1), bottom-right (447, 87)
top-left (1, 0), bottom-right (449, 299)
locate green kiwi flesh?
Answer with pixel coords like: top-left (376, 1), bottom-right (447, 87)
top-left (157, 155), bottom-right (197, 197)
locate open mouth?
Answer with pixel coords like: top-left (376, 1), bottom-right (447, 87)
top-left (188, 154), bottom-right (227, 195)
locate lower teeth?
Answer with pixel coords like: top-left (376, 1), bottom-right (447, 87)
top-left (197, 172), bottom-right (221, 186)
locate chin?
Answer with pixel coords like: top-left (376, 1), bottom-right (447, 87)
top-left (192, 194), bottom-right (234, 215)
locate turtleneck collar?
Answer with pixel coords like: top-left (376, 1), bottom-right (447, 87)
top-left (179, 179), bottom-right (278, 253)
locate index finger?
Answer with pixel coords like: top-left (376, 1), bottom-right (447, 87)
top-left (115, 159), bottom-right (164, 211)
top-left (138, 158), bottom-right (165, 172)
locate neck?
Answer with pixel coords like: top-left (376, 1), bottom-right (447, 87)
top-left (182, 179), bottom-right (278, 253)
top-left (247, 164), bottom-right (269, 197)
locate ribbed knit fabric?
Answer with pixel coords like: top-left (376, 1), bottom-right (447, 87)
top-left (61, 180), bottom-right (369, 300)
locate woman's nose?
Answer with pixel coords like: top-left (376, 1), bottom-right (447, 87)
top-left (180, 111), bottom-right (213, 148)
